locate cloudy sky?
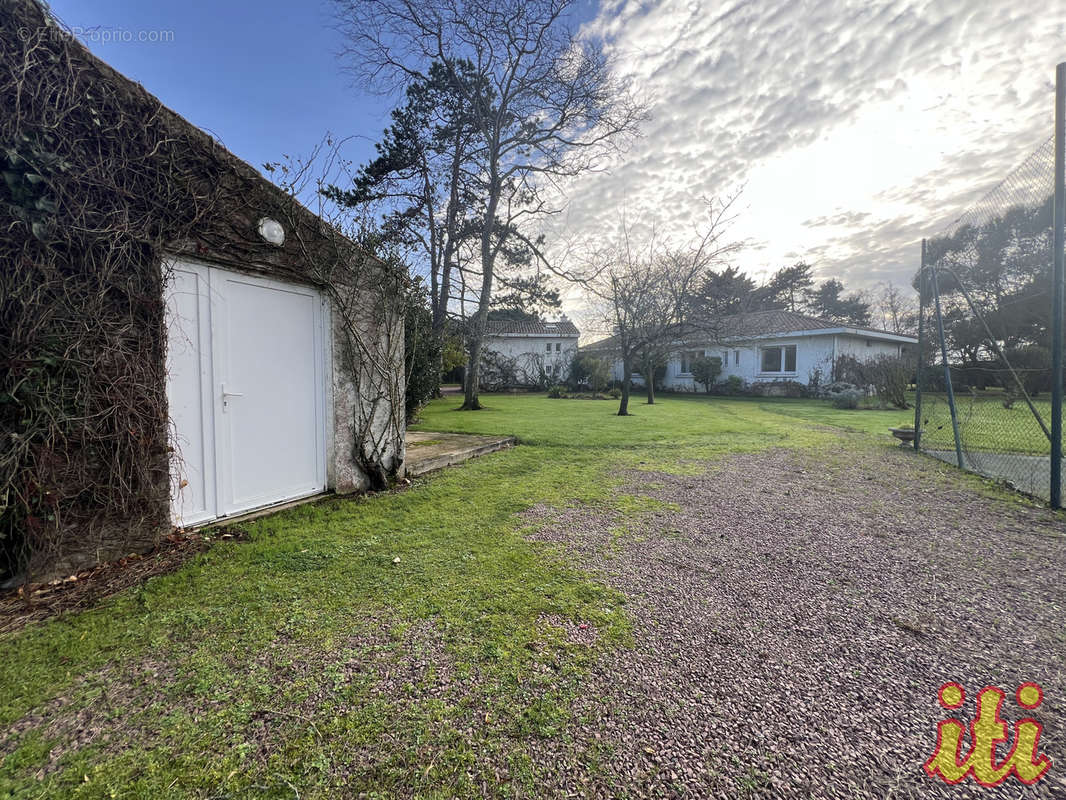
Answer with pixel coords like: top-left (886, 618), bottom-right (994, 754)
top-left (568, 0), bottom-right (1066, 292)
top-left (52, 0), bottom-right (1066, 303)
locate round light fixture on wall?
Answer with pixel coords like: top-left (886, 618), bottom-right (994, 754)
top-left (257, 217), bottom-right (285, 246)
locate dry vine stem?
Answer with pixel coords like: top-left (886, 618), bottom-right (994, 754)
top-left (1, 0), bottom-right (406, 582)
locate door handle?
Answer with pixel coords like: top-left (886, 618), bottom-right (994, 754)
top-left (221, 383), bottom-right (244, 411)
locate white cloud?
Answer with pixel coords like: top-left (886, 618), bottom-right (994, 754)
top-left (557, 0), bottom-right (1066, 301)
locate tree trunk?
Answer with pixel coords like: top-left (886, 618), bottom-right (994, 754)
top-left (461, 334), bottom-right (484, 410)
top-left (617, 354), bottom-right (632, 416)
top-left (643, 358), bottom-right (656, 404)
top-left (461, 170), bottom-right (500, 411)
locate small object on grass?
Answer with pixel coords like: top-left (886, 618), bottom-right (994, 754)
top-left (392, 556), bottom-right (401, 564)
top-left (889, 426), bottom-right (918, 445)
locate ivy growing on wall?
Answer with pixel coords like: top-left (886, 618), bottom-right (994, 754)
top-left (1, 0), bottom-right (407, 582)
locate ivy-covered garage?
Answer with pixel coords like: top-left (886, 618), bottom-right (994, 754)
top-left (1, 0), bottom-right (406, 583)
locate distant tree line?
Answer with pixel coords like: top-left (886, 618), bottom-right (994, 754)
top-left (918, 196), bottom-right (1056, 394)
top-left (687, 261), bottom-right (901, 330)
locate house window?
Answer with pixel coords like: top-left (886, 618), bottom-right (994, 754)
top-left (545, 342), bottom-right (552, 353)
top-left (760, 345), bottom-right (797, 373)
top-left (733, 350), bottom-right (740, 365)
top-left (680, 350), bottom-right (704, 375)
top-left (556, 342), bottom-right (561, 352)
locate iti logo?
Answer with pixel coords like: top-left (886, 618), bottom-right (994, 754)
top-left (924, 682), bottom-right (1051, 786)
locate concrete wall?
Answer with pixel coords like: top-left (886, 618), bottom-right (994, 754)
top-left (327, 275), bottom-right (406, 493)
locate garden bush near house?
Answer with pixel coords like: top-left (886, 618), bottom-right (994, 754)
top-left (479, 351), bottom-right (519, 391)
top-left (823, 381), bottom-right (862, 410)
top-left (547, 385), bottom-right (612, 400)
top-left (748, 380), bottom-right (808, 398)
top-left (865, 354), bottom-right (913, 409)
top-left (567, 353), bottom-right (610, 393)
top-left (635, 362), bottom-right (668, 392)
top-left (822, 380), bottom-right (859, 397)
top-left (404, 291), bottom-right (443, 423)
top-left (829, 354), bottom-right (912, 409)
top-left (690, 355), bottom-right (722, 394)
top-left (807, 366), bottom-right (825, 396)
top-left (711, 375), bottom-right (746, 396)
top-left (831, 354), bottom-right (867, 388)
top-left (831, 389), bottom-right (862, 409)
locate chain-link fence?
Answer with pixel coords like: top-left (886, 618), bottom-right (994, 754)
top-left (914, 112), bottom-right (1064, 504)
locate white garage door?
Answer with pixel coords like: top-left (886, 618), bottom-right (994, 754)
top-left (165, 259), bottom-right (327, 527)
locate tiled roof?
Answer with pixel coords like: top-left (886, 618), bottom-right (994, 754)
top-left (715, 310), bottom-right (846, 337)
top-left (485, 319), bottom-right (580, 336)
top-left (581, 309), bottom-right (915, 351)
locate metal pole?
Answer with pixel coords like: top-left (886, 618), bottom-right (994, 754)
top-left (913, 239), bottom-right (926, 451)
top-left (1051, 62), bottom-right (1065, 508)
top-left (931, 264), bottom-right (964, 468)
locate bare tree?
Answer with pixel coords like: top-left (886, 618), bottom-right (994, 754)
top-left (587, 201), bottom-right (740, 415)
top-left (333, 0), bottom-right (645, 409)
top-left (874, 281), bottom-right (919, 335)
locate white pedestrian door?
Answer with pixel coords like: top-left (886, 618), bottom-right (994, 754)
top-left (165, 259), bottom-right (327, 527)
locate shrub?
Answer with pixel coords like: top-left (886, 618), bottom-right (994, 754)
top-left (808, 366), bottom-right (825, 395)
top-left (608, 387), bottom-right (621, 399)
top-left (832, 354), bottom-right (867, 387)
top-left (1001, 346), bottom-right (1051, 396)
top-left (822, 380), bottom-right (859, 399)
top-left (831, 390), bottom-right (862, 409)
top-left (567, 353), bottom-right (610, 392)
top-left (547, 384), bottom-right (569, 398)
top-left (479, 350), bottom-right (520, 391)
top-left (403, 292), bottom-right (442, 424)
top-left (721, 375), bottom-right (746, 395)
top-left (751, 380), bottom-right (808, 398)
top-left (690, 355), bottom-right (722, 393)
top-left (865, 354), bottom-right (913, 409)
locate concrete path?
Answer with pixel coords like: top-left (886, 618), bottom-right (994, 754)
top-left (405, 431), bottom-right (516, 477)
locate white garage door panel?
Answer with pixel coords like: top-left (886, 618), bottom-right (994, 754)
top-left (217, 275), bottom-right (324, 514)
top-left (165, 259), bottom-right (326, 526)
top-left (165, 264), bottom-right (216, 527)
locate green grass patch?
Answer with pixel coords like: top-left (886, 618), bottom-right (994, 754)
top-left (0, 391), bottom-right (938, 797)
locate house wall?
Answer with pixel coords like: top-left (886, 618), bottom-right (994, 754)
top-left (835, 335), bottom-right (903, 362)
top-left (482, 335), bottom-right (579, 386)
top-left (603, 333), bottom-right (908, 392)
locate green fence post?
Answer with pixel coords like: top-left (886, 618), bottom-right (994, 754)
top-left (913, 240), bottom-right (926, 451)
top-left (1051, 62), bottom-right (1065, 509)
top-left (931, 264), bottom-right (964, 469)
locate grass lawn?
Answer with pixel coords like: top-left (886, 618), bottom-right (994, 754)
top-left (916, 391), bottom-right (1053, 455)
top-left (0, 392), bottom-right (1030, 797)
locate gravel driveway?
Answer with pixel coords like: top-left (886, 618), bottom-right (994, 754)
top-left (523, 441), bottom-right (1066, 798)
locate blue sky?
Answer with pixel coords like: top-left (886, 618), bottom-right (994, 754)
top-left (48, 0), bottom-right (391, 175)
top-left (49, 0), bottom-right (1066, 307)
top-left (49, 0), bottom-right (600, 183)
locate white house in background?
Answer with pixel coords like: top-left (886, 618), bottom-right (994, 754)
top-left (480, 318), bottom-right (580, 388)
top-left (584, 309), bottom-right (917, 391)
